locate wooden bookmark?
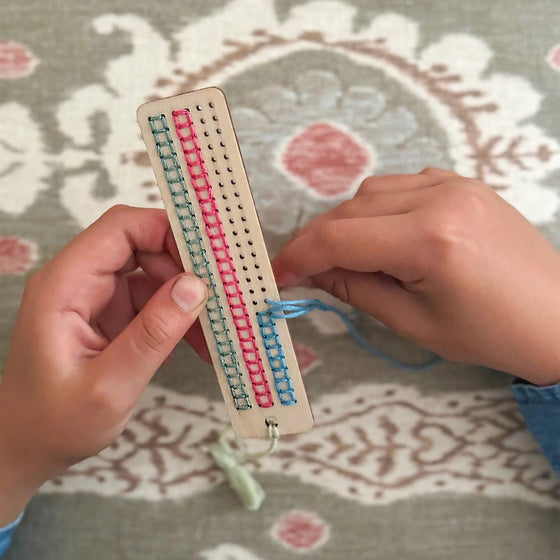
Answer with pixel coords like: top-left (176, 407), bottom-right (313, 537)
top-left (137, 88), bottom-right (313, 439)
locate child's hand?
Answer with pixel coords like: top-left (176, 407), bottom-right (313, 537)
top-left (274, 168), bottom-right (560, 387)
top-left (0, 206), bottom-right (207, 525)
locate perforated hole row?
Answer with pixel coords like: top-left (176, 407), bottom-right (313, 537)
top-left (198, 102), bottom-right (268, 307)
top-left (190, 100), bottom-right (296, 407)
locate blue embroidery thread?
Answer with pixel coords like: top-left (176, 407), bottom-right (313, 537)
top-left (263, 299), bottom-right (442, 372)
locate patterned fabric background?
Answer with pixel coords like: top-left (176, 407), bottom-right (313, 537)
top-left (1, 1), bottom-right (559, 558)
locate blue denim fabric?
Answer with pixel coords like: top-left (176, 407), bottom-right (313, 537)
top-left (512, 380), bottom-right (560, 474)
top-left (0, 513), bottom-right (23, 557)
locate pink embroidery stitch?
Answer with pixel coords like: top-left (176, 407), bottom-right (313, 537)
top-left (172, 108), bottom-right (274, 408)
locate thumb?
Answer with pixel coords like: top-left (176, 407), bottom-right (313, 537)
top-left (96, 273), bottom-right (207, 394)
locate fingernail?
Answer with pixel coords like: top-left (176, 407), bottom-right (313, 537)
top-left (171, 275), bottom-right (207, 312)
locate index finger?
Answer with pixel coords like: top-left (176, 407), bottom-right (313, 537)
top-left (63, 205), bottom-right (173, 275)
top-left (38, 206), bottom-right (180, 317)
top-left (273, 214), bottom-right (418, 285)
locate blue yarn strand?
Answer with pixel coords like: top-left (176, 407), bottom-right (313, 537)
top-left (265, 299), bottom-right (442, 372)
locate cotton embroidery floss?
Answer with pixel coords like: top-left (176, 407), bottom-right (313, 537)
top-left (137, 88), bottom-right (314, 445)
top-left (261, 299), bottom-right (442, 371)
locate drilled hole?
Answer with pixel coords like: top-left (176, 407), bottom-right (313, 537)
top-left (213, 115), bottom-right (218, 121)
top-left (196, 105), bottom-right (202, 111)
top-left (216, 128), bottom-right (221, 134)
top-left (249, 289), bottom-right (255, 294)
top-left (200, 118), bottom-right (205, 124)
top-left (261, 287), bottom-right (266, 292)
top-left (204, 131), bottom-right (209, 137)
top-left (257, 275), bottom-right (263, 280)
top-left (224, 154), bottom-right (229, 160)
top-left (220, 141), bottom-right (225, 147)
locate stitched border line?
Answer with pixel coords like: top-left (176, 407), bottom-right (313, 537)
top-left (172, 108), bottom-right (274, 409)
top-left (148, 114), bottom-right (251, 410)
top-left (256, 310), bottom-right (297, 405)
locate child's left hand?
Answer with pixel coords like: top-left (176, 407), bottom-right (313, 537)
top-left (0, 205), bottom-right (208, 526)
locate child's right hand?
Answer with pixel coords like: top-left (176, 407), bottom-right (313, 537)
top-left (273, 168), bottom-right (560, 386)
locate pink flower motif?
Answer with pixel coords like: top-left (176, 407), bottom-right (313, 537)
top-left (270, 510), bottom-right (330, 552)
top-left (0, 41), bottom-right (38, 79)
top-left (293, 341), bottom-right (320, 375)
top-left (0, 237), bottom-right (37, 274)
top-left (281, 122), bottom-right (371, 197)
top-left (546, 44), bottom-right (560, 71)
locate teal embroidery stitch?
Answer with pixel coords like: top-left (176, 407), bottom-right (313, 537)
top-left (256, 310), bottom-right (296, 405)
top-left (264, 299), bottom-right (442, 371)
top-left (148, 114), bottom-right (251, 410)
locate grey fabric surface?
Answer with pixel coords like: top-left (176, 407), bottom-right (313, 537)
top-left (1, 1), bottom-right (559, 558)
